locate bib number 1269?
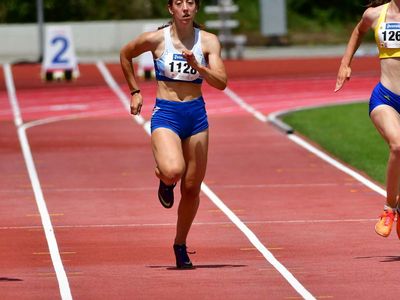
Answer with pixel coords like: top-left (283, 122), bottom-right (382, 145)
top-left (382, 30), bottom-right (400, 41)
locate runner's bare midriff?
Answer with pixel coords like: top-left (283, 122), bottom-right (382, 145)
top-left (380, 58), bottom-right (400, 95)
top-left (156, 80), bottom-right (203, 101)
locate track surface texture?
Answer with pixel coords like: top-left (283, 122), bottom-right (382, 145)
top-left (2, 56), bottom-right (399, 300)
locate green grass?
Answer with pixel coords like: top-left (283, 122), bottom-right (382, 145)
top-left (282, 102), bottom-right (388, 184)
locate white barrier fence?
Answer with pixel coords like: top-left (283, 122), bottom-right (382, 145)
top-left (0, 19), bottom-right (167, 63)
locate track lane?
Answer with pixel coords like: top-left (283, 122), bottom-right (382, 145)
top-left (5, 63), bottom-right (308, 299)
top-left (3, 55), bottom-right (396, 299)
top-left (1, 65), bottom-right (63, 300)
top-left (101, 63), bottom-right (315, 299)
top-left (204, 114), bottom-right (395, 299)
top-left (200, 58), bottom-right (397, 299)
top-left (105, 57), bottom-right (393, 299)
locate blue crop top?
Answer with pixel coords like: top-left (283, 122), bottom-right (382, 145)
top-left (154, 26), bottom-right (207, 84)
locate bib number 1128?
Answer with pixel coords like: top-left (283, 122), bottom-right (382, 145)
top-left (169, 61), bottom-right (197, 75)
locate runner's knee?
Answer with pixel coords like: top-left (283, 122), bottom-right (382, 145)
top-left (181, 181), bottom-right (201, 199)
top-left (389, 142), bottom-right (400, 158)
top-left (161, 164), bottom-right (185, 183)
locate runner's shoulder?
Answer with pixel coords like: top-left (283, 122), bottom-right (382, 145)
top-left (362, 5), bottom-right (385, 23)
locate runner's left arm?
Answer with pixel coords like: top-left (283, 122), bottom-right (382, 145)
top-left (183, 32), bottom-right (227, 90)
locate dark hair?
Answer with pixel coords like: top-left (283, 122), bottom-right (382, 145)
top-left (159, 0), bottom-right (202, 30)
top-left (367, 0), bottom-right (390, 7)
top-left (168, 0), bottom-right (201, 6)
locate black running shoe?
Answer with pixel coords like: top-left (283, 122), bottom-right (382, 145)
top-left (158, 180), bottom-right (176, 209)
top-left (173, 244), bottom-right (194, 269)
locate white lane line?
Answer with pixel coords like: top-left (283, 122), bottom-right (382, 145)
top-left (224, 86), bottom-right (386, 197)
top-left (224, 87), bottom-right (268, 122)
top-left (4, 64), bottom-right (73, 300)
top-left (200, 184), bottom-right (316, 300)
top-left (95, 61), bottom-right (152, 134)
top-left (287, 135), bottom-right (385, 196)
top-left (222, 86), bottom-right (388, 299)
top-left (267, 100), bottom-right (368, 134)
top-left (0, 182), bottom-right (362, 194)
top-left (96, 62), bottom-right (315, 300)
top-left (0, 218), bottom-right (376, 231)
top-left (22, 108), bottom-right (123, 130)
top-left (212, 182), bottom-right (362, 189)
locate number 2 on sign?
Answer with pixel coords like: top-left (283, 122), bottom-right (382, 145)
top-left (51, 36), bottom-right (69, 64)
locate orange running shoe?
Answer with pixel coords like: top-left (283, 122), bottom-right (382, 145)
top-left (375, 209), bottom-right (396, 237)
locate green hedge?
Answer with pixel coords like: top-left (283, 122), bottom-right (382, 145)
top-left (0, 0), bottom-right (370, 44)
top-left (0, 0), bottom-right (367, 24)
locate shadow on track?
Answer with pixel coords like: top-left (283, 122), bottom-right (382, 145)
top-left (148, 264), bottom-right (247, 270)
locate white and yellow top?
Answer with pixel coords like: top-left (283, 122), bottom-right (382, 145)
top-left (375, 3), bottom-right (400, 58)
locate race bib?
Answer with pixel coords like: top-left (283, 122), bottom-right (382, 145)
top-left (378, 22), bottom-right (400, 48)
top-left (163, 53), bottom-right (200, 82)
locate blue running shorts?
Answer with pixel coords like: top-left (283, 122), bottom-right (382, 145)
top-left (150, 96), bottom-right (209, 139)
top-left (369, 82), bottom-right (400, 115)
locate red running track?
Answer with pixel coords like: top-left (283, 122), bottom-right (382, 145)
top-left (1, 56), bottom-right (399, 300)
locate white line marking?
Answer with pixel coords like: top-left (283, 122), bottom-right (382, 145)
top-left (0, 218), bottom-right (376, 231)
top-left (224, 86), bottom-right (318, 299)
top-left (224, 87), bottom-right (268, 122)
top-left (4, 64), bottom-right (73, 300)
top-left (212, 182), bottom-right (361, 189)
top-left (224, 86), bottom-right (386, 197)
top-left (0, 187), bottom-right (156, 193)
top-left (0, 182), bottom-right (361, 195)
top-left (222, 85), bottom-right (390, 299)
top-left (97, 62), bottom-right (315, 300)
top-left (49, 104), bottom-right (88, 111)
top-left (22, 108), bottom-right (123, 130)
top-left (287, 135), bottom-right (385, 196)
top-left (95, 61), bottom-right (151, 134)
top-left (201, 184), bottom-right (316, 300)
top-left (267, 100), bottom-right (368, 133)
